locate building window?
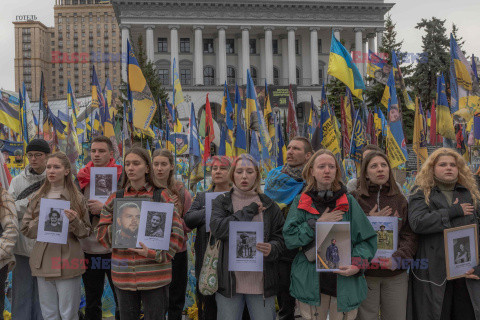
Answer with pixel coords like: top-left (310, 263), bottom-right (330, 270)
top-left (249, 39), bottom-right (256, 54)
top-left (203, 39), bottom-right (214, 53)
top-left (318, 39), bottom-right (322, 54)
top-left (158, 38), bottom-right (167, 52)
top-left (296, 68), bottom-right (301, 85)
top-left (204, 66), bottom-right (215, 86)
top-left (273, 67), bottom-right (279, 85)
top-left (227, 66), bottom-right (236, 85)
top-left (272, 40), bottom-right (278, 54)
top-left (226, 39), bottom-right (235, 54)
top-left (157, 69), bottom-right (169, 85)
top-left (180, 69), bottom-right (192, 85)
top-left (295, 39), bottom-right (300, 55)
top-left (180, 38), bottom-right (190, 53)
top-left (250, 66), bottom-right (257, 85)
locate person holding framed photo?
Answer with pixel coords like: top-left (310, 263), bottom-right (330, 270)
top-left (283, 149), bottom-right (377, 320)
top-left (210, 154), bottom-right (285, 320)
top-left (408, 147), bottom-right (480, 320)
top-left (352, 151), bottom-right (417, 320)
top-left (95, 147), bottom-right (184, 320)
top-left (152, 149), bottom-right (192, 320)
top-left (21, 152), bottom-right (91, 320)
top-left (184, 155), bottom-right (232, 320)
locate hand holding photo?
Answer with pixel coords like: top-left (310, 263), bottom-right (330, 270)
top-left (37, 198), bottom-right (70, 245)
top-left (444, 224), bottom-right (478, 280)
top-left (136, 201), bottom-right (174, 251)
top-left (315, 222), bottom-right (351, 272)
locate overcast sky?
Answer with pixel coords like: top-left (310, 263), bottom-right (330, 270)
top-left (0, 0), bottom-right (479, 93)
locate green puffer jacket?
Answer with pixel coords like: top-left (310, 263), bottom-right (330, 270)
top-left (283, 193), bottom-right (377, 312)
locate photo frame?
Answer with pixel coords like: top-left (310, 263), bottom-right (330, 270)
top-left (228, 221), bottom-right (264, 272)
top-left (316, 222), bottom-right (351, 272)
top-left (444, 224), bottom-right (478, 280)
top-left (205, 192), bottom-right (226, 232)
top-left (112, 198), bottom-right (148, 249)
top-left (90, 167), bottom-right (118, 203)
top-left (136, 201), bottom-right (175, 250)
top-left (368, 216), bottom-right (398, 261)
top-left (36, 198), bottom-right (70, 245)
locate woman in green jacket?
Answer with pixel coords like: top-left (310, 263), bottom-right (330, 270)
top-left (283, 149), bottom-right (377, 320)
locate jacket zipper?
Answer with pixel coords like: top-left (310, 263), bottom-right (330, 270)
top-left (377, 185), bottom-right (382, 211)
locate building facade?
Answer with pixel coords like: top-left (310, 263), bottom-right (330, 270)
top-left (112, 0), bottom-right (393, 126)
top-left (14, 0), bottom-right (121, 102)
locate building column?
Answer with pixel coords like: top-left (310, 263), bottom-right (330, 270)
top-left (367, 32), bottom-right (376, 55)
top-left (236, 35), bottom-right (242, 85)
top-left (169, 25), bottom-right (180, 85)
top-left (354, 28), bottom-right (365, 77)
top-left (193, 26), bottom-right (204, 86)
top-left (120, 24), bottom-right (130, 82)
top-left (260, 36), bottom-right (266, 83)
top-left (333, 27), bottom-right (342, 41)
top-left (362, 38), bottom-right (368, 78)
top-left (287, 27), bottom-right (297, 85)
top-left (264, 26), bottom-right (274, 85)
top-left (280, 35), bottom-right (288, 86)
top-left (241, 26), bottom-right (251, 85)
top-left (217, 26), bottom-right (227, 85)
top-left (310, 27), bottom-right (319, 86)
top-left (145, 25), bottom-right (155, 63)
top-left (376, 28), bottom-right (385, 52)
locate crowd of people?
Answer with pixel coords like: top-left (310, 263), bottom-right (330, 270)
top-left (0, 135), bottom-right (479, 320)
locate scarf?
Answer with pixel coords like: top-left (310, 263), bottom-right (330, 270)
top-left (305, 185), bottom-right (348, 213)
top-left (77, 158), bottom-right (123, 190)
top-left (264, 166), bottom-right (305, 209)
top-left (281, 164), bottom-right (305, 182)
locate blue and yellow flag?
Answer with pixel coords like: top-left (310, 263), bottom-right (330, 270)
top-left (274, 112), bottom-right (287, 167)
top-left (349, 109), bottom-right (366, 164)
top-left (220, 82), bottom-right (234, 156)
top-left (413, 97), bottom-right (428, 165)
top-left (127, 40), bottom-right (157, 136)
top-left (264, 165), bottom-right (304, 210)
top-left (91, 65), bottom-right (105, 110)
top-left (172, 58), bottom-right (184, 110)
top-left (437, 74), bottom-right (456, 139)
top-left (104, 78), bottom-right (117, 119)
top-left (386, 69), bottom-right (408, 162)
top-left (39, 72), bottom-right (53, 137)
top-left (391, 51), bottom-right (415, 111)
top-left (0, 90), bottom-right (20, 134)
top-left (327, 32), bottom-right (365, 100)
top-left (450, 34), bottom-right (473, 92)
top-left (264, 80), bottom-right (275, 140)
top-left (93, 111), bottom-right (102, 134)
top-left (234, 84), bottom-right (247, 155)
top-left (188, 102), bottom-right (203, 184)
top-left (367, 50), bottom-right (390, 84)
top-left (345, 88), bottom-right (355, 137)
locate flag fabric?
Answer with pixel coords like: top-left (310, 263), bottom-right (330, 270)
top-left (274, 112), bottom-right (286, 167)
top-left (220, 83), bottom-right (234, 156)
top-left (234, 84), bottom-right (247, 155)
top-left (65, 114), bottom-right (79, 174)
top-left (188, 102), bottom-right (203, 187)
top-left (385, 124), bottom-right (406, 169)
top-left (455, 124), bottom-right (467, 160)
top-left (104, 78), bottom-right (116, 118)
top-left (249, 131), bottom-right (262, 163)
top-left (366, 110), bottom-right (376, 145)
top-left (203, 94), bottom-right (214, 164)
top-left (450, 34), bottom-right (473, 92)
top-left (436, 74), bottom-right (456, 139)
top-left (0, 91), bottom-right (20, 136)
top-left (391, 51), bottom-right (415, 111)
top-left (367, 50), bottom-right (391, 85)
top-left (286, 85), bottom-right (298, 142)
top-left (318, 105), bottom-right (341, 156)
top-left (472, 55), bottom-right (479, 83)
top-left (327, 32), bottom-right (365, 100)
top-left (387, 74), bottom-right (408, 162)
top-left (127, 40), bottom-right (157, 136)
top-left (264, 81), bottom-right (275, 140)
top-left (39, 72), bottom-right (52, 137)
top-left (413, 97), bottom-right (428, 165)
top-left (91, 65), bottom-right (106, 110)
top-left (349, 109), bottom-right (367, 163)
top-left (345, 88), bottom-right (355, 138)
top-left (340, 97), bottom-right (350, 158)
top-left (218, 123), bottom-right (227, 156)
top-left (430, 101), bottom-right (438, 145)
top-left (22, 83), bottom-right (36, 141)
top-left (67, 80), bottom-right (80, 128)
top-left (172, 58), bottom-right (185, 110)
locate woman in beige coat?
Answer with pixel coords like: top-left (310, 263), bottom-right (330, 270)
top-left (22, 152), bottom-right (90, 320)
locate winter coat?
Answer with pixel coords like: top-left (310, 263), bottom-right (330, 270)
top-left (283, 193), bottom-right (377, 312)
top-left (408, 185), bottom-right (480, 320)
top-left (8, 165), bottom-right (46, 257)
top-left (209, 189), bottom-right (285, 298)
top-left (0, 189), bottom-right (19, 271)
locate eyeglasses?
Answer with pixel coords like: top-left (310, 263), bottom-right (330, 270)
top-left (26, 153), bottom-right (44, 159)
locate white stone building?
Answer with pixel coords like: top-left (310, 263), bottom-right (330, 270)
top-left (111, 0), bottom-right (394, 129)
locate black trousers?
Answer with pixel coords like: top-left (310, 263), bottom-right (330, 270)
top-left (440, 278), bottom-right (475, 320)
top-left (115, 285), bottom-right (168, 320)
top-left (196, 283), bottom-right (217, 320)
top-left (82, 253), bottom-right (119, 320)
top-left (0, 265), bottom-right (8, 320)
top-left (277, 260), bottom-right (296, 320)
top-left (168, 250), bottom-right (188, 320)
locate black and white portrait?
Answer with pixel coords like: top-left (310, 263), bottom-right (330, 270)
top-left (454, 237), bottom-right (471, 265)
top-left (95, 174), bottom-right (113, 196)
top-left (236, 232), bottom-right (256, 259)
top-left (145, 211), bottom-right (166, 238)
top-left (44, 208), bottom-right (63, 233)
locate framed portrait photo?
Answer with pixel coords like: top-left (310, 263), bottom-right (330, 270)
top-left (112, 198), bottom-right (148, 249)
top-left (368, 216), bottom-right (398, 260)
top-left (228, 221), bottom-right (264, 272)
top-left (444, 224), bottom-right (479, 280)
top-left (90, 167), bottom-right (118, 202)
top-left (36, 198), bottom-right (70, 245)
top-left (136, 201), bottom-right (175, 251)
top-left (315, 222), bottom-right (351, 272)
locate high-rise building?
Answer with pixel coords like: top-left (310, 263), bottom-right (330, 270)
top-left (14, 0), bottom-right (121, 102)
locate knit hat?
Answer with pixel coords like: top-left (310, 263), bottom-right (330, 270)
top-left (26, 139), bottom-right (51, 154)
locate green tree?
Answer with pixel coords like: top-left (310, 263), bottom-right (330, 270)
top-left (412, 17), bottom-right (450, 107)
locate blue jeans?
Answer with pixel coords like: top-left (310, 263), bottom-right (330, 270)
top-left (12, 254), bottom-right (43, 320)
top-left (215, 293), bottom-right (276, 320)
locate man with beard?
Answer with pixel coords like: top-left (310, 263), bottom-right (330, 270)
top-left (146, 212), bottom-right (164, 238)
top-left (115, 203), bottom-right (140, 248)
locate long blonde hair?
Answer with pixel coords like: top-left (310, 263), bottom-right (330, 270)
top-left (302, 149), bottom-right (343, 193)
top-left (32, 152), bottom-right (85, 217)
top-left (415, 148), bottom-right (480, 207)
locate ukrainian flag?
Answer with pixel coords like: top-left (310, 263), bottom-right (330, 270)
top-left (450, 34), bottom-right (473, 91)
top-left (220, 82), bottom-right (234, 156)
top-left (91, 66), bottom-right (105, 110)
top-left (0, 91), bottom-right (20, 134)
top-left (234, 84), bottom-right (247, 155)
top-left (328, 32), bottom-right (365, 100)
top-left (437, 74), bottom-right (456, 140)
top-left (275, 113), bottom-right (287, 166)
top-left (127, 40), bottom-right (157, 136)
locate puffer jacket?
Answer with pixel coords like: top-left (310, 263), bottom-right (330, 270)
top-left (8, 165), bottom-right (46, 257)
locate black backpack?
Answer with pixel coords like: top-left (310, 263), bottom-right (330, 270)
top-left (115, 187), bottom-right (164, 202)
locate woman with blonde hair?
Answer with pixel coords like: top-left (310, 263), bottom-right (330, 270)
top-left (283, 149), bottom-right (377, 320)
top-left (22, 152), bottom-right (91, 320)
top-left (210, 153), bottom-right (285, 319)
top-left (408, 147), bottom-right (480, 320)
